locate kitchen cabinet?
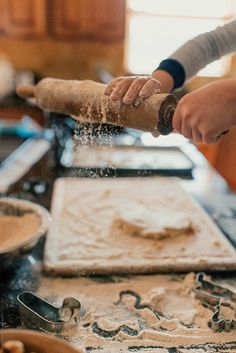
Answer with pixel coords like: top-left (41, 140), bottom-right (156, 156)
top-left (0, 0), bottom-right (7, 35)
top-left (49, 0), bottom-right (94, 39)
top-left (0, 0), bottom-right (125, 41)
top-left (93, 0), bottom-right (126, 41)
top-left (0, 0), bottom-right (47, 38)
top-left (49, 0), bottom-right (126, 41)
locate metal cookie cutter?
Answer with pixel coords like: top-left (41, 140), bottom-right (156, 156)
top-left (17, 291), bottom-right (81, 334)
top-left (193, 272), bottom-right (236, 333)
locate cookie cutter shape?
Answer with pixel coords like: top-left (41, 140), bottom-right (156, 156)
top-left (194, 272), bottom-right (236, 332)
top-left (211, 303), bottom-right (236, 333)
top-left (116, 290), bottom-right (165, 320)
top-left (17, 291), bottom-right (81, 333)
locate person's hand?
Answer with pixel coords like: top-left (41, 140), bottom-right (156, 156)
top-left (104, 76), bottom-right (162, 105)
top-left (173, 79), bottom-right (236, 144)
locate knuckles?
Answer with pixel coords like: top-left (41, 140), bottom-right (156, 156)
top-left (111, 76), bottom-right (155, 90)
top-left (133, 77), bottom-right (150, 85)
top-left (202, 130), bottom-right (218, 144)
top-left (176, 94), bottom-right (195, 120)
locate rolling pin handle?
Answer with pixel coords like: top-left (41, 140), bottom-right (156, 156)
top-left (157, 95), bottom-right (177, 135)
top-left (16, 84), bottom-right (36, 99)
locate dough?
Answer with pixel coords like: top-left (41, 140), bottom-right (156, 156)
top-left (111, 205), bottom-right (194, 240)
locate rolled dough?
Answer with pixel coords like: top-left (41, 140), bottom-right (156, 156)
top-left (111, 205), bottom-right (194, 240)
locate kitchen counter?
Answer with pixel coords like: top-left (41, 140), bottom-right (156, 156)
top-left (0, 133), bottom-right (235, 352)
top-left (0, 95), bottom-right (45, 126)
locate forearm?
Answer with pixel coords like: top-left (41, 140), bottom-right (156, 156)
top-left (153, 19), bottom-right (236, 91)
top-left (151, 70), bottom-right (174, 93)
top-left (170, 19), bottom-right (236, 81)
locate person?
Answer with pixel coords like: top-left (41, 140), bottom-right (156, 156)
top-left (104, 19), bottom-right (236, 144)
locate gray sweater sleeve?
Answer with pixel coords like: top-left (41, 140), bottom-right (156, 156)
top-left (157, 19), bottom-right (236, 88)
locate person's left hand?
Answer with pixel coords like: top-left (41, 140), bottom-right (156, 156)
top-left (173, 79), bottom-right (236, 144)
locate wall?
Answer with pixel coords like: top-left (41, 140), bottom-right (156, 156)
top-left (0, 37), bottom-right (125, 80)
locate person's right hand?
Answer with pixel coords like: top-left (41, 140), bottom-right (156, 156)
top-left (173, 79), bottom-right (236, 144)
top-left (104, 75), bottom-right (162, 105)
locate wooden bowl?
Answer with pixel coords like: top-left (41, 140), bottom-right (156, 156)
top-left (0, 329), bottom-right (82, 353)
top-left (0, 198), bottom-right (51, 270)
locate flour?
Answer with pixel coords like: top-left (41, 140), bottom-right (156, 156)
top-left (73, 122), bottom-right (116, 177)
top-left (37, 273), bottom-right (236, 352)
top-left (0, 213), bottom-right (41, 251)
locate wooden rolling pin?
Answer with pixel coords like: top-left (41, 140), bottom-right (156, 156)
top-left (16, 78), bottom-right (177, 135)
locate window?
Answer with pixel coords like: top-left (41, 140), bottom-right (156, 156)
top-left (125, 0), bottom-right (236, 77)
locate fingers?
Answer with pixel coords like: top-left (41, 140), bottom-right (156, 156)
top-left (172, 92), bottom-right (230, 144)
top-left (202, 134), bottom-right (218, 144)
top-left (219, 129), bottom-right (229, 137)
top-left (104, 76), bottom-right (162, 105)
top-left (181, 120), bottom-right (193, 140)
top-left (139, 79), bottom-right (161, 99)
top-left (192, 129), bottom-right (202, 143)
top-left (202, 129), bottom-right (227, 144)
top-left (172, 109), bottom-right (182, 135)
top-left (203, 129), bottom-right (230, 144)
top-left (173, 104), bottom-right (202, 142)
top-left (104, 77), bottom-right (124, 96)
top-left (110, 78), bottom-right (134, 101)
top-left (123, 78), bottom-right (149, 104)
top-left (173, 97), bottom-right (203, 142)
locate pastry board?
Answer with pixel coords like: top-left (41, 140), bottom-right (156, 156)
top-left (44, 177), bottom-right (236, 276)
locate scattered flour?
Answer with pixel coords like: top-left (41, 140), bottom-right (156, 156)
top-left (73, 122), bottom-right (117, 177)
top-left (37, 273), bottom-right (236, 353)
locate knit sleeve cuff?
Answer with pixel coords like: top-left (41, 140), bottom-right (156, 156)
top-left (155, 59), bottom-right (186, 90)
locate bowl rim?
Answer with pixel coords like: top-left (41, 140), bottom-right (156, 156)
top-left (0, 328), bottom-right (81, 352)
top-left (0, 197), bottom-right (51, 254)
